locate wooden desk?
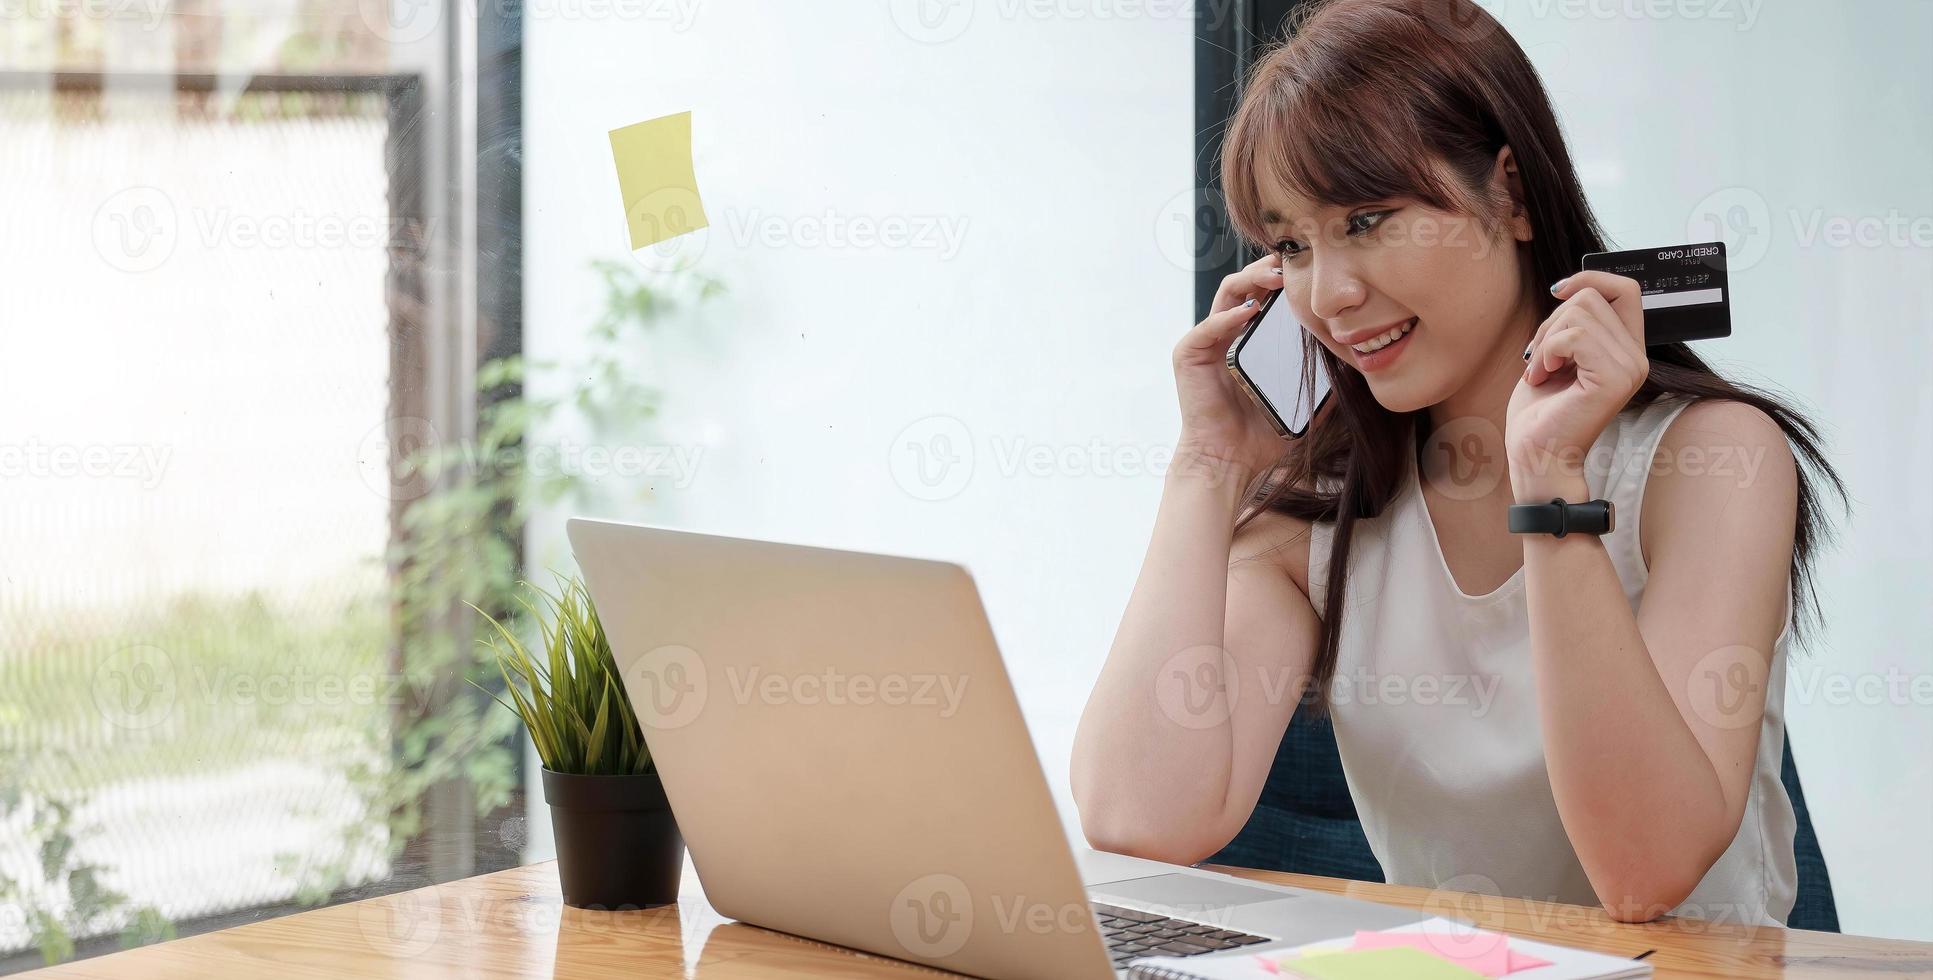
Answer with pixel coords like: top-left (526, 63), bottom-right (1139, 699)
top-left (21, 860), bottom-right (1933, 979)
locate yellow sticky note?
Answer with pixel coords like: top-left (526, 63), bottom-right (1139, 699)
top-left (1278, 946), bottom-right (1485, 980)
top-left (608, 111), bottom-right (709, 251)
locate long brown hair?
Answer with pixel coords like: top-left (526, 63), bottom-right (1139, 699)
top-left (1220, 0), bottom-right (1846, 718)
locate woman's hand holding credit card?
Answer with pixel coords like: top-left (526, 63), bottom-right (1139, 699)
top-left (1505, 237), bottom-right (1733, 500)
top-left (1510, 268), bottom-right (1651, 493)
top-left (1579, 240), bottom-right (1732, 344)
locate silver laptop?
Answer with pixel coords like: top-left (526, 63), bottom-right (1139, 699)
top-left (567, 518), bottom-right (1425, 979)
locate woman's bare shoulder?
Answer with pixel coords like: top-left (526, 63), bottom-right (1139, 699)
top-left (1230, 504), bottom-right (1318, 598)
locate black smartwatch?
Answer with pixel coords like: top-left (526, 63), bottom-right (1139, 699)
top-left (1507, 497), bottom-right (1615, 537)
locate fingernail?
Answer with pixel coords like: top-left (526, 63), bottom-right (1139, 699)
top-left (1522, 345), bottom-right (1532, 361)
top-left (1243, 298), bottom-right (1256, 308)
top-left (1269, 266), bottom-right (1283, 275)
top-left (1548, 277), bottom-right (1569, 295)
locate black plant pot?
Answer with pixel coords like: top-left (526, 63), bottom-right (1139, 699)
top-left (540, 768), bottom-right (685, 909)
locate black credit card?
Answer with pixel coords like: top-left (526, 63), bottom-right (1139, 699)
top-left (1580, 241), bottom-right (1730, 345)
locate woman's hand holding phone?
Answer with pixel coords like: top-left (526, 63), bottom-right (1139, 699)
top-left (1171, 254), bottom-right (1291, 490)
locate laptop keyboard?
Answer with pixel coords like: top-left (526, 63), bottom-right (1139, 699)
top-left (1091, 901), bottom-right (1271, 969)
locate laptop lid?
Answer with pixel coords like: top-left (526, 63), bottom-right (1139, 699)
top-left (567, 518), bottom-right (1116, 980)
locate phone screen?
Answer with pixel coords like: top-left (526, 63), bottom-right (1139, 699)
top-left (1228, 290), bottom-right (1332, 438)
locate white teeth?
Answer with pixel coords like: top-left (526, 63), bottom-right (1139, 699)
top-left (1351, 318), bottom-right (1415, 353)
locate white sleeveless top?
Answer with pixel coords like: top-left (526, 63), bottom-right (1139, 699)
top-left (1306, 395), bottom-right (1798, 926)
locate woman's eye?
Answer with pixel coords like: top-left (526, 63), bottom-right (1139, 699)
top-left (1348, 209), bottom-right (1395, 235)
top-left (1274, 209), bottom-right (1394, 259)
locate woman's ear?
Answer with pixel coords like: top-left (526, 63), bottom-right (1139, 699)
top-left (1493, 146), bottom-right (1533, 243)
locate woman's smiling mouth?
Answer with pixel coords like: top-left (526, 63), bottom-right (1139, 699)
top-left (1344, 317), bottom-right (1418, 372)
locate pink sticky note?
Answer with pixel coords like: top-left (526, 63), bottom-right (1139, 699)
top-left (1505, 949), bottom-right (1555, 973)
top-left (1347, 929), bottom-right (1552, 977)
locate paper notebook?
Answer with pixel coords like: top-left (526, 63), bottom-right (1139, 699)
top-left (1124, 916), bottom-right (1652, 980)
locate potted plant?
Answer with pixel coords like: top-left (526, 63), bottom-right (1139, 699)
top-left (470, 577), bottom-right (684, 909)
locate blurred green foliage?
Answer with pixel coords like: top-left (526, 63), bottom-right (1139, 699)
top-left (0, 260), bottom-right (723, 961)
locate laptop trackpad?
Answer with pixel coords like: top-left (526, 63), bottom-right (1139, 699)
top-left (1089, 873), bottom-right (1292, 913)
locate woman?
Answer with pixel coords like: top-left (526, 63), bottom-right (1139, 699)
top-left (1071, 0), bottom-right (1843, 926)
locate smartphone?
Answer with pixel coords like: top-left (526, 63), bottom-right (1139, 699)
top-left (1225, 288), bottom-right (1332, 439)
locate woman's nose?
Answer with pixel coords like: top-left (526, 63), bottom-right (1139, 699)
top-left (1306, 252), bottom-right (1367, 322)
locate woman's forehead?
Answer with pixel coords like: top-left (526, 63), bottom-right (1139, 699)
top-left (1248, 155), bottom-right (1456, 232)
top-left (1250, 169), bottom-right (1318, 228)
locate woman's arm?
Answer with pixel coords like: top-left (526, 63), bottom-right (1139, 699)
top-left (1070, 462), bottom-right (1322, 866)
top-left (1510, 272), bottom-right (1801, 922)
top-left (1074, 253), bottom-right (1324, 866)
top-left (1517, 397), bottom-right (1798, 922)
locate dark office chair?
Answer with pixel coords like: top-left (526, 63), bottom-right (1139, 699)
top-left (1782, 737), bottom-right (1840, 931)
top-left (1206, 709), bottom-right (1839, 932)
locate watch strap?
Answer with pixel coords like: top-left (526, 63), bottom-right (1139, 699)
top-left (1507, 497), bottom-right (1615, 537)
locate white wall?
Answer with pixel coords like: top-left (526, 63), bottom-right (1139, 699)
top-left (525, 1), bottom-right (1931, 940)
top-left (521, 0), bottom-right (1197, 870)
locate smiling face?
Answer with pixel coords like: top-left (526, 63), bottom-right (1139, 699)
top-left (1256, 148), bottom-right (1541, 414)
